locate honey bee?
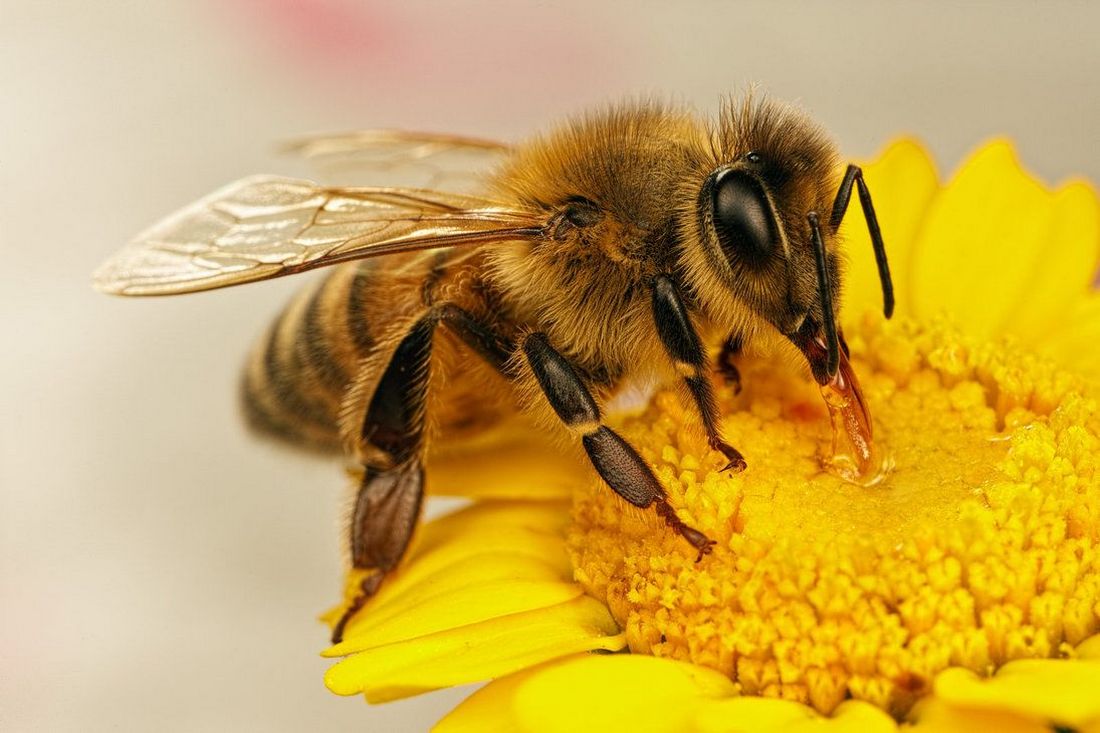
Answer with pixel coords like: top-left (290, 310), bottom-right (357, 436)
top-left (94, 97), bottom-right (893, 642)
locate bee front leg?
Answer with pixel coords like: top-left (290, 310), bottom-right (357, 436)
top-left (651, 275), bottom-right (746, 473)
top-left (522, 333), bottom-right (715, 561)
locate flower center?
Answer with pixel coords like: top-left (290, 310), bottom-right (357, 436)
top-left (567, 315), bottom-right (1099, 717)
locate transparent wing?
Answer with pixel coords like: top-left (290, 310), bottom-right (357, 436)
top-left (93, 175), bottom-right (543, 296)
top-left (282, 129), bottom-right (512, 190)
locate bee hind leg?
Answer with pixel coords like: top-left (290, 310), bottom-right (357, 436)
top-left (522, 332), bottom-right (715, 562)
top-left (331, 462), bottom-right (425, 643)
top-left (333, 316), bottom-right (437, 644)
top-left (332, 305), bottom-right (514, 644)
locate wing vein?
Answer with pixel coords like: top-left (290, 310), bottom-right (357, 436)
top-left (93, 176), bottom-right (543, 296)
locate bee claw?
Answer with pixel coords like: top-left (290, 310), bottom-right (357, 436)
top-left (330, 569), bottom-right (386, 644)
top-left (694, 539), bottom-right (717, 563)
top-left (722, 458), bottom-right (748, 473)
top-left (655, 499), bottom-right (715, 561)
top-left (709, 439), bottom-right (747, 474)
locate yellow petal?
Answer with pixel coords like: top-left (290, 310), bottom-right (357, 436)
top-left (324, 595), bottom-right (624, 702)
top-left (813, 701), bottom-right (900, 733)
top-left (409, 500), bottom-right (571, 561)
top-left (370, 542), bottom-right (571, 612)
top-left (696, 698), bottom-right (897, 733)
top-left (1077, 633), bottom-right (1100, 660)
top-left (1042, 292), bottom-right (1100, 379)
top-left (320, 528), bottom-right (572, 627)
top-left (1002, 179), bottom-right (1100, 344)
top-left (330, 576), bottom-right (585, 655)
top-left (695, 698), bottom-right (819, 732)
top-left (369, 521), bottom-right (576, 611)
top-left (908, 698), bottom-right (1053, 733)
top-left (437, 654), bottom-right (897, 733)
top-left (910, 139), bottom-right (1055, 341)
top-left (430, 657), bottom-right (534, 733)
top-left (324, 500), bottom-right (576, 645)
top-left (839, 137), bottom-right (939, 324)
top-left (930, 659), bottom-right (1100, 729)
top-left (435, 653), bottom-right (737, 733)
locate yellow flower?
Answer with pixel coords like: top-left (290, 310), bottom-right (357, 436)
top-left (323, 138), bottom-right (1100, 732)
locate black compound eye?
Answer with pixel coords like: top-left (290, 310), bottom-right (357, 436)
top-left (711, 169), bottom-right (777, 265)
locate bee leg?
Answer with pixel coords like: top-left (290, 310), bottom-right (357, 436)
top-left (332, 305), bottom-right (515, 643)
top-left (651, 275), bottom-right (746, 473)
top-left (716, 335), bottom-right (743, 394)
top-left (332, 462), bottom-right (424, 644)
top-left (333, 316), bottom-right (436, 644)
top-left (523, 332), bottom-right (715, 561)
top-left (435, 303), bottom-right (513, 369)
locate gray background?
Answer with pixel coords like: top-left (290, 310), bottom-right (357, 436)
top-left (3, 1), bottom-right (1098, 731)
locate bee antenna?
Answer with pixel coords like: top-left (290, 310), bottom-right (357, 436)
top-left (857, 176), bottom-right (894, 319)
top-left (807, 211), bottom-right (839, 379)
top-left (830, 165), bottom-right (894, 319)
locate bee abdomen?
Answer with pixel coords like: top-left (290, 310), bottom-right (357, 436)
top-left (240, 264), bottom-right (375, 451)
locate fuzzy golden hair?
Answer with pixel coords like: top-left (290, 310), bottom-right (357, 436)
top-left (236, 95), bottom-right (851, 453)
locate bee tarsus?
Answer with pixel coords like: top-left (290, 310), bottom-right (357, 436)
top-left (654, 499), bottom-right (716, 562)
top-left (331, 568), bottom-right (387, 645)
top-left (711, 439), bottom-right (748, 474)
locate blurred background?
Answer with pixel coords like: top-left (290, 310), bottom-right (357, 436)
top-left (3, 1), bottom-right (1098, 730)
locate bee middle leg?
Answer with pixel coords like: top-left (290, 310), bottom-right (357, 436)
top-left (522, 333), bottom-right (715, 561)
top-left (651, 275), bottom-right (746, 472)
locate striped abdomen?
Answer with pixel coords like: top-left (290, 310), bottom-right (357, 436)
top-left (240, 262), bottom-right (379, 451)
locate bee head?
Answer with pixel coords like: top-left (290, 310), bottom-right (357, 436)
top-left (680, 96), bottom-right (846, 382)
